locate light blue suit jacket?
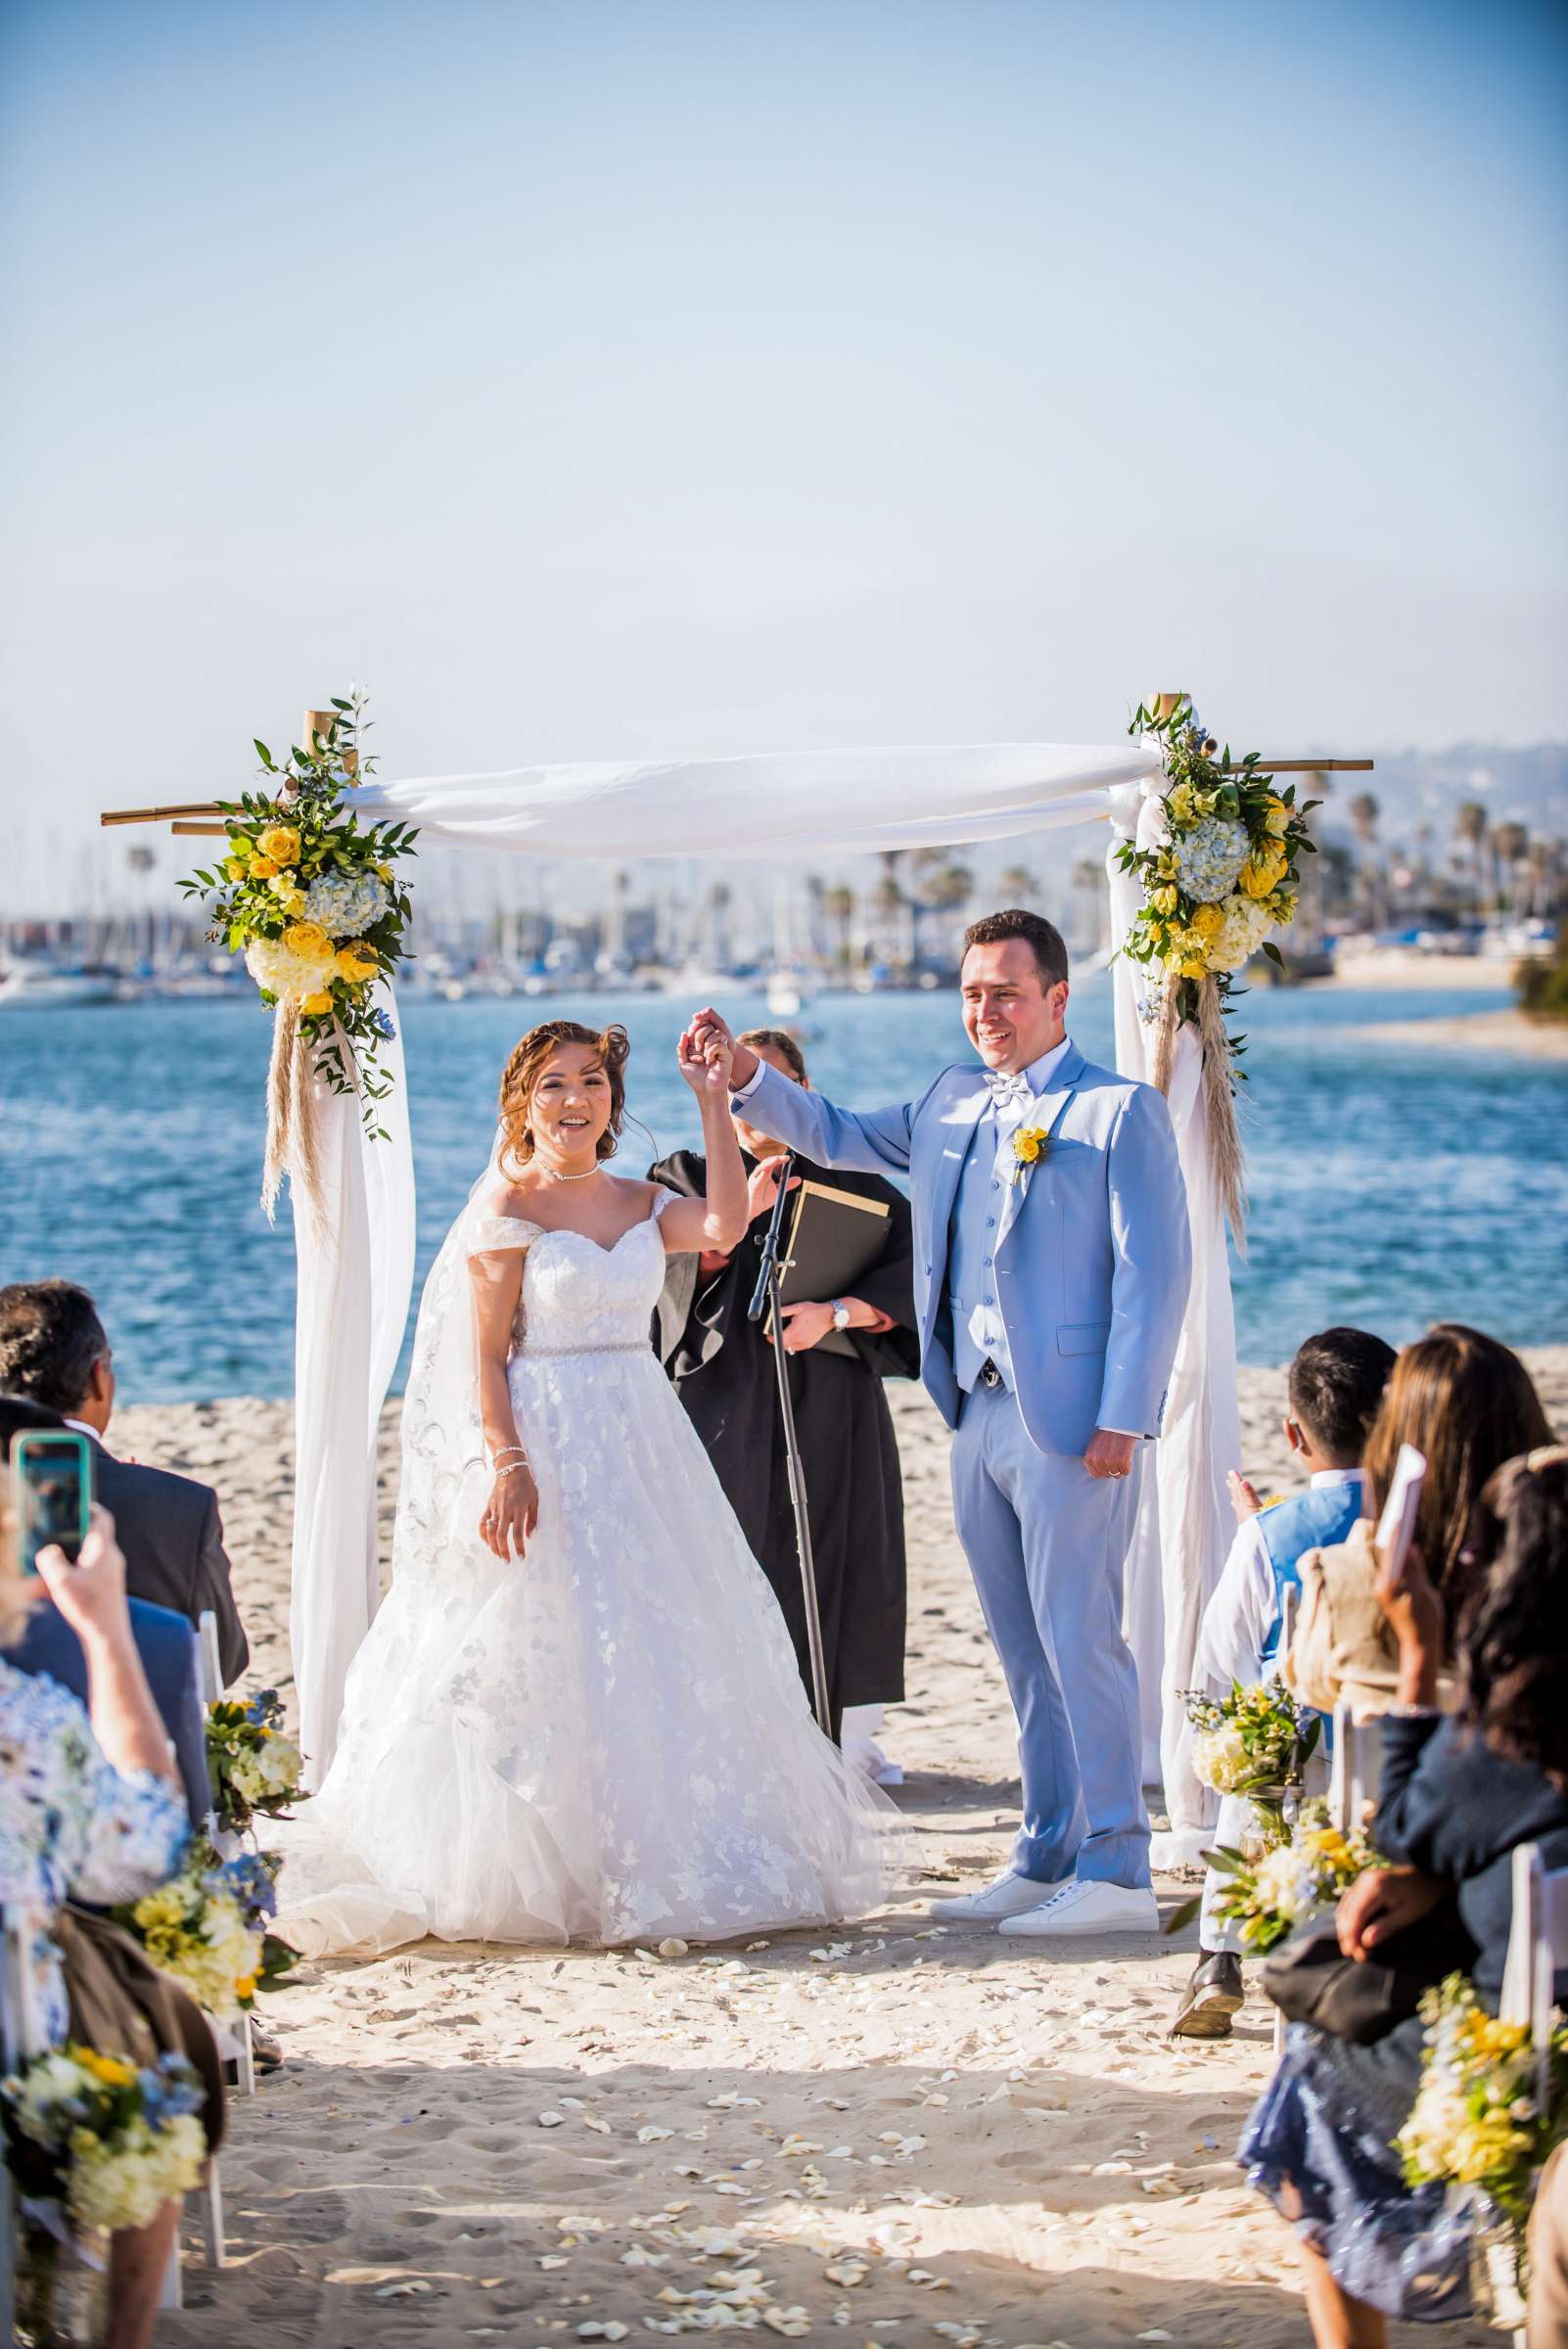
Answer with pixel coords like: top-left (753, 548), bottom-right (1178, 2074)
top-left (740, 1042), bottom-right (1192, 1458)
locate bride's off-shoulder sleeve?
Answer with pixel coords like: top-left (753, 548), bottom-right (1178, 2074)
top-left (467, 1213), bottom-right (544, 1256)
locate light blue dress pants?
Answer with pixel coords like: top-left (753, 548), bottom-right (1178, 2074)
top-left (950, 1379), bottom-right (1151, 1889)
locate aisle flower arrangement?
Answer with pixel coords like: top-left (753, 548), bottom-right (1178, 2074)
top-left (1399, 1973), bottom-right (1568, 2236)
top-left (116, 1839), bottom-right (298, 2022)
top-left (1185, 1677), bottom-right (1321, 1805)
top-left (179, 692), bottom-right (417, 1218)
top-left (1117, 694), bottom-right (1320, 1236)
top-left (1204, 1798), bottom-right (1382, 1956)
top-left (2, 2045), bottom-right (206, 2233)
top-left (206, 1686), bottom-right (305, 1830)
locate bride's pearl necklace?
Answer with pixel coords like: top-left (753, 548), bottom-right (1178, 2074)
top-left (536, 1161), bottom-right (602, 1183)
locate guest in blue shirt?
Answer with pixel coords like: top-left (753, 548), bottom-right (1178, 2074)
top-left (1173, 1328), bottom-right (1397, 2041)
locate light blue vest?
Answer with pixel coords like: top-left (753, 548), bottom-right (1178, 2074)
top-left (946, 1105), bottom-right (1012, 1391)
top-left (1258, 1479), bottom-right (1365, 1659)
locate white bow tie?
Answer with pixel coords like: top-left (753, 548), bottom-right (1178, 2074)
top-left (985, 1073), bottom-right (1035, 1108)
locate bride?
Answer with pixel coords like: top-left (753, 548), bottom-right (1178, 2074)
top-left (276, 1017), bottom-right (908, 1956)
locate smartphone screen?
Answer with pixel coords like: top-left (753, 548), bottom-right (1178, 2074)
top-left (13, 1431), bottom-right (93, 1577)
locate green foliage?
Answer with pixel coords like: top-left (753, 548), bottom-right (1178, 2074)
top-left (178, 691), bottom-right (417, 1134)
top-left (1516, 918), bottom-right (1568, 1023)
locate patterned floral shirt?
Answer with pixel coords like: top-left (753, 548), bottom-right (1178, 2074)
top-left (0, 1657), bottom-right (188, 2049)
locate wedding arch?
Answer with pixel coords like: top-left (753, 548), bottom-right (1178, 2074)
top-left (106, 702), bottom-right (1371, 1866)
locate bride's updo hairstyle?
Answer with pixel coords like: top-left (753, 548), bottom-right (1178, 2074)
top-left (499, 1020), bottom-right (630, 1174)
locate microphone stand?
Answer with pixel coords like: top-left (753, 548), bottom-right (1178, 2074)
top-left (748, 1149), bottom-right (833, 1739)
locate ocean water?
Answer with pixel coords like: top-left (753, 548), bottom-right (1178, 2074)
top-left (3, 979), bottom-right (1564, 1403)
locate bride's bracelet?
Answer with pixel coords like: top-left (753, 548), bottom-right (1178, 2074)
top-left (496, 1461), bottom-right (532, 1479)
top-left (490, 1446), bottom-right (530, 1473)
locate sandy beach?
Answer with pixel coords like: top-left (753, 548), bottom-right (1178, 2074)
top-left (1335, 1005), bottom-right (1568, 1061)
top-left (121, 1352), bottom-right (1568, 2349)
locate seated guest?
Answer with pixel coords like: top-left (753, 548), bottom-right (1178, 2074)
top-left (1284, 1322), bottom-right (1553, 1721)
top-left (0, 1479), bottom-right (222, 2349)
top-left (1172, 1327), bottom-right (1396, 2042)
top-left (1, 1396), bottom-right (209, 1824)
top-left (652, 1027), bottom-right (920, 1747)
top-left (1241, 1448), bottom-right (1568, 2346)
top-left (0, 1277), bottom-right (248, 1682)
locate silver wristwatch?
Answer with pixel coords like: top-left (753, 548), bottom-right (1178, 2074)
top-left (830, 1299), bottom-right (852, 1333)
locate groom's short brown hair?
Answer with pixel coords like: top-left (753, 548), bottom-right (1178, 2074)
top-left (962, 909), bottom-right (1069, 990)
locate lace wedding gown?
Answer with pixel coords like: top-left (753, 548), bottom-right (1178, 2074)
top-left (276, 1189), bottom-right (909, 1955)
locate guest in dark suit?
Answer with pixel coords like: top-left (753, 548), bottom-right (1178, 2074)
top-left (0, 1280), bottom-right (248, 1683)
top-left (651, 1028), bottom-right (919, 1744)
top-left (0, 1394), bottom-right (211, 1824)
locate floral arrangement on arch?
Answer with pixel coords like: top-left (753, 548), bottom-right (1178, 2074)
top-left (1117, 695), bottom-right (1320, 1235)
top-left (1, 2044), bottom-right (207, 2234)
top-left (178, 692), bottom-right (417, 1219)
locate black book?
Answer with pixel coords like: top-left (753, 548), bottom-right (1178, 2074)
top-left (766, 1178), bottom-right (891, 1359)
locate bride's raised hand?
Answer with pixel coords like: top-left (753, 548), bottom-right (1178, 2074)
top-left (678, 1027), bottom-right (732, 1095)
top-left (481, 1463), bottom-right (538, 1561)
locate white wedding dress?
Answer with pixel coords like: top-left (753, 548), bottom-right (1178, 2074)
top-left (276, 1184), bottom-right (909, 1956)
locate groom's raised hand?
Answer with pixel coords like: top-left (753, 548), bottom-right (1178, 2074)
top-left (689, 1006), bottom-right (758, 1089)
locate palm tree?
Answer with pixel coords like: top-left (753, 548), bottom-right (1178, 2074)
top-left (823, 884), bottom-right (854, 970)
top-left (1453, 801), bottom-right (1489, 908)
top-left (998, 864), bottom-right (1038, 906)
top-left (1348, 792), bottom-right (1383, 932)
top-left (874, 853), bottom-right (911, 970)
top-left (1492, 822), bottom-right (1530, 918)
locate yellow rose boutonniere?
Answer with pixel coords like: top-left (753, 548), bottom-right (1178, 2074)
top-left (257, 823), bottom-right (300, 864)
top-left (1009, 1125), bottom-right (1050, 1185)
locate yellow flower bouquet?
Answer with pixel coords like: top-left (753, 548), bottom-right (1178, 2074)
top-left (1202, 1797), bottom-right (1382, 1956)
top-left (2, 2043), bottom-right (207, 2234)
top-left (1399, 1973), bottom-right (1568, 2241)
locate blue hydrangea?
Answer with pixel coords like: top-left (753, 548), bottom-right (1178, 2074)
top-left (1172, 815), bottom-right (1248, 903)
top-left (301, 867), bottom-right (391, 939)
top-left (217, 1852), bottom-right (279, 1922)
top-left (139, 2053), bottom-right (205, 2128)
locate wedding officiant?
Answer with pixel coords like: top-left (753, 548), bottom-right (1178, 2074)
top-left (651, 1030), bottom-right (919, 1740)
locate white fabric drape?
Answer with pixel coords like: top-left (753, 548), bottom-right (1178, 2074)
top-left (290, 982), bottom-right (415, 1786)
top-left (281, 738), bottom-right (1243, 1854)
top-left (344, 741), bottom-right (1157, 858)
top-left (1107, 788), bottom-right (1240, 1867)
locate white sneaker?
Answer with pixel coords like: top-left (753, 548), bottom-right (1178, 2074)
top-left (928, 1871), bottom-right (1067, 1925)
top-left (997, 1879), bottom-right (1160, 1937)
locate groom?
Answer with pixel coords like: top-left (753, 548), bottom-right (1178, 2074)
top-left (689, 909), bottom-right (1190, 1934)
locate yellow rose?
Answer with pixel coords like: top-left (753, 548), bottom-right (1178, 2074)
top-left (335, 942), bottom-right (379, 982)
top-left (257, 823), bottom-right (300, 864)
top-left (1167, 783), bottom-right (1196, 827)
top-left (1152, 884), bottom-right (1178, 916)
top-left (283, 921), bottom-right (332, 958)
top-left (1191, 901), bottom-right (1224, 940)
top-left (1239, 853), bottom-right (1284, 900)
top-left (249, 854), bottom-right (277, 879)
top-left (224, 856), bottom-right (249, 881)
top-left (301, 990), bottom-right (334, 1015)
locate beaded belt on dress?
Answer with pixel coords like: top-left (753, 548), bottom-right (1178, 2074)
top-left (518, 1341), bottom-right (647, 1357)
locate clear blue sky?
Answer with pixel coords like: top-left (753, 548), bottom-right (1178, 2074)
top-left (3, 0), bottom-right (1565, 891)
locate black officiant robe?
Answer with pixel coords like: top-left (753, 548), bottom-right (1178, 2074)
top-left (649, 1150), bottom-right (919, 1723)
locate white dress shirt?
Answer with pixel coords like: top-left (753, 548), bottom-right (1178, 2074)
top-left (1192, 1466), bottom-right (1365, 1692)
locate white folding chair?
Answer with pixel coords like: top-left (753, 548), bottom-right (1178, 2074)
top-left (1498, 1846), bottom-right (1568, 2341)
top-left (1328, 1702), bottom-right (1384, 1834)
top-left (196, 1610), bottom-right (254, 2102)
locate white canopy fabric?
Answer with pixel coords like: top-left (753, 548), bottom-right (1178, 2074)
top-left (293, 740), bottom-right (1227, 1855)
top-left (344, 741), bottom-right (1156, 857)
